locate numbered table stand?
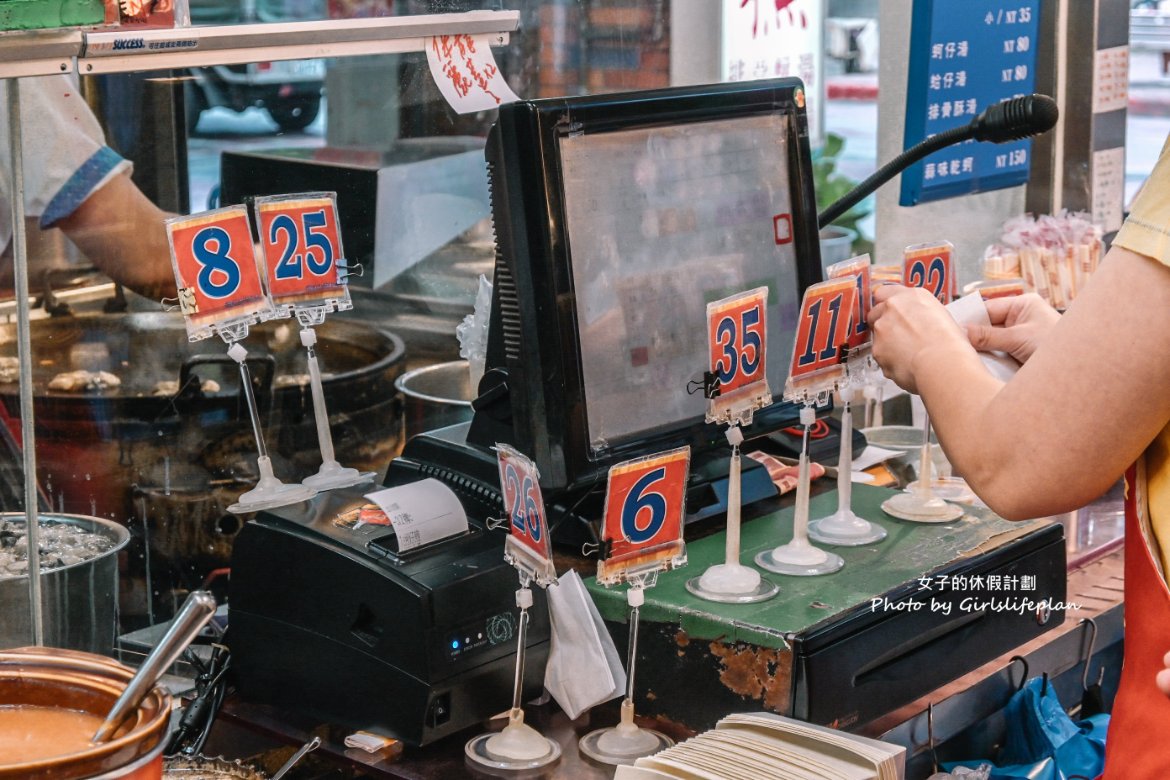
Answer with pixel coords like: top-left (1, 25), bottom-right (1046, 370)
top-left (254, 193), bottom-right (373, 493)
top-left (756, 277), bottom-right (859, 577)
top-left (165, 207), bottom-right (315, 515)
top-left (881, 242), bottom-right (963, 524)
top-left (466, 444), bottom-right (561, 772)
top-left (685, 288), bottom-right (778, 604)
top-left (808, 384), bottom-right (888, 546)
top-left (582, 448), bottom-right (690, 765)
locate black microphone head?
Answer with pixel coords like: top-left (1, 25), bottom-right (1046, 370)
top-left (971, 94), bottom-right (1059, 143)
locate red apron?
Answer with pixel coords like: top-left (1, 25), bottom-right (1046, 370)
top-left (1100, 465), bottom-right (1170, 778)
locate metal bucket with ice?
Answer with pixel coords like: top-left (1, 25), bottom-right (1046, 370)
top-left (0, 513), bottom-right (129, 655)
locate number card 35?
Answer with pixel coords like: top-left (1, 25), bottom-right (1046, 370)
top-left (706, 287), bottom-right (773, 426)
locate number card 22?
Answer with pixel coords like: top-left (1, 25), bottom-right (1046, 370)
top-left (255, 193), bottom-right (351, 314)
top-left (784, 277), bottom-right (857, 402)
top-left (903, 241), bottom-right (954, 304)
top-left (166, 206), bottom-right (269, 342)
top-left (706, 287), bottom-right (773, 425)
top-left (496, 444), bottom-right (556, 587)
top-left (597, 447), bottom-right (690, 586)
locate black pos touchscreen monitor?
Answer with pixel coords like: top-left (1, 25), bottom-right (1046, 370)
top-left (410, 78), bottom-right (823, 543)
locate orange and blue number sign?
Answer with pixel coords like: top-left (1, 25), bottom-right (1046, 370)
top-left (601, 447), bottom-right (689, 578)
top-left (256, 195), bottom-right (346, 307)
top-left (497, 445), bottom-right (552, 565)
top-left (168, 206), bottom-right (266, 329)
top-left (789, 277), bottom-right (858, 381)
top-left (903, 243), bottom-right (954, 304)
top-left (707, 289), bottom-right (767, 396)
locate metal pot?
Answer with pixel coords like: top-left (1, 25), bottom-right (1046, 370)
top-left (0, 646), bottom-right (171, 779)
top-left (394, 359), bottom-right (473, 442)
top-left (0, 514), bottom-right (129, 655)
top-left (0, 311), bottom-right (405, 619)
top-left (164, 756), bottom-right (268, 779)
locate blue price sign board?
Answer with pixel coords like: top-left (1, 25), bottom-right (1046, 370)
top-left (900, 0), bottom-right (1040, 206)
top-left (597, 447), bottom-right (689, 586)
top-left (496, 444), bottom-right (556, 587)
top-left (167, 206), bottom-right (270, 342)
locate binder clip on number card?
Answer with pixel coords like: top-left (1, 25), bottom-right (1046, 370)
top-left (254, 192), bottom-right (374, 492)
top-left (686, 287), bottom-right (779, 604)
top-left (881, 242), bottom-right (964, 523)
top-left (165, 206), bottom-right (315, 514)
top-left (809, 256), bottom-right (887, 547)
top-left (580, 447), bottom-right (690, 766)
top-left (465, 444), bottom-right (561, 772)
top-left (756, 278), bottom-right (857, 577)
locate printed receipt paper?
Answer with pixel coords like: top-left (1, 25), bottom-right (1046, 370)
top-left (364, 478), bottom-right (469, 552)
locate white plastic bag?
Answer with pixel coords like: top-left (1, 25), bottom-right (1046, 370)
top-left (543, 569), bottom-right (626, 720)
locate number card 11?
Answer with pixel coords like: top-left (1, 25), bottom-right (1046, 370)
top-left (255, 193), bottom-right (352, 317)
top-left (783, 277), bottom-right (857, 404)
top-left (596, 447), bottom-right (690, 586)
top-left (903, 241), bottom-right (955, 305)
top-left (496, 444), bottom-right (556, 587)
top-left (166, 205), bottom-right (271, 342)
top-left (706, 287), bottom-right (773, 426)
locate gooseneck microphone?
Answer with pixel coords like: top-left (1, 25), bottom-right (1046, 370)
top-left (817, 93), bottom-right (1059, 230)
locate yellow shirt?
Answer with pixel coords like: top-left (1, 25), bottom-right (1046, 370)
top-left (1111, 135), bottom-right (1170, 581)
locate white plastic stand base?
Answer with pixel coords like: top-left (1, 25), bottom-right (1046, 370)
top-left (228, 455), bottom-right (316, 514)
top-left (685, 562), bottom-right (778, 603)
top-left (755, 538), bottom-right (844, 576)
top-left (465, 711), bottom-right (561, 771)
top-left (881, 490), bottom-right (964, 523)
top-left (578, 700), bottom-right (673, 767)
top-left (906, 476), bottom-right (975, 504)
top-left (302, 461), bottom-right (375, 491)
top-left (808, 509), bottom-right (888, 546)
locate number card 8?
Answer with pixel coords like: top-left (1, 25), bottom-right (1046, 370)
top-left (166, 206), bottom-right (270, 342)
top-left (784, 277), bottom-right (857, 401)
top-left (597, 447), bottom-right (689, 586)
top-left (903, 241), bottom-right (955, 305)
top-left (255, 193), bottom-right (352, 315)
top-left (496, 444), bottom-right (556, 587)
top-left (705, 287), bottom-right (773, 426)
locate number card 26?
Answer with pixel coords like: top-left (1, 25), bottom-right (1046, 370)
top-left (166, 206), bottom-right (269, 341)
top-left (903, 241), bottom-right (954, 304)
top-left (496, 444), bottom-right (556, 587)
top-left (597, 447), bottom-right (690, 586)
top-left (784, 277), bottom-right (857, 401)
top-left (255, 193), bottom-right (350, 313)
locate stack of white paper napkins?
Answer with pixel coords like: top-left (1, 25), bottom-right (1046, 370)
top-left (615, 712), bottom-right (905, 780)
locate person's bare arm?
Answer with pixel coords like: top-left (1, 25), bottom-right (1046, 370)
top-left (870, 246), bottom-right (1170, 520)
top-left (54, 172), bottom-right (177, 301)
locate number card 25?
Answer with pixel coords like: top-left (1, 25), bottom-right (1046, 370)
top-left (597, 447), bottom-right (690, 586)
top-left (903, 241), bottom-right (954, 304)
top-left (784, 277), bottom-right (857, 400)
top-left (255, 193), bottom-right (350, 313)
top-left (496, 444), bottom-right (556, 587)
top-left (166, 206), bottom-right (269, 341)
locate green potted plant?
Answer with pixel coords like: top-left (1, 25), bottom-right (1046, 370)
top-left (814, 132), bottom-right (873, 269)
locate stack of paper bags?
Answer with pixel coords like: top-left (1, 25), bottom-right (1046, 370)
top-left (615, 712), bottom-right (904, 780)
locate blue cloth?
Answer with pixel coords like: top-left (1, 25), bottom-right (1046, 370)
top-left (40, 146), bottom-right (126, 228)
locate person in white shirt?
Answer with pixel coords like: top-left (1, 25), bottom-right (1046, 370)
top-left (0, 74), bottom-right (176, 300)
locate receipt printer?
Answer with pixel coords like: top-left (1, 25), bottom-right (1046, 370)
top-left (228, 485), bottom-right (549, 745)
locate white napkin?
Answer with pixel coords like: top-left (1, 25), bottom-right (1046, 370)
top-left (543, 569), bottom-right (626, 720)
top-left (945, 294), bottom-right (1020, 382)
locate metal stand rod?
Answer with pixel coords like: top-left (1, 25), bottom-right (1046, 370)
top-left (510, 592), bottom-right (530, 713)
top-left (230, 344), bottom-right (269, 459)
top-left (625, 596), bottom-right (641, 703)
top-left (836, 396), bottom-right (853, 512)
top-left (724, 441), bottom-right (741, 566)
top-left (302, 326), bottom-right (337, 466)
top-left (793, 420), bottom-right (812, 546)
top-left (8, 79), bottom-right (42, 645)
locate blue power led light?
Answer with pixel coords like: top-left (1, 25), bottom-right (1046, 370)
top-left (451, 639), bottom-right (460, 650)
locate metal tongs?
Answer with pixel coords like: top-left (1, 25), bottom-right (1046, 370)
top-left (92, 590), bottom-right (217, 743)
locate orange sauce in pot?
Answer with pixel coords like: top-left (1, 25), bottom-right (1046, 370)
top-left (0, 704), bottom-right (103, 763)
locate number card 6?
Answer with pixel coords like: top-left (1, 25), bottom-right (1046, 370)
top-left (784, 277), bottom-right (857, 401)
top-left (166, 206), bottom-right (269, 342)
top-left (597, 447), bottom-right (689, 586)
top-left (903, 241), bottom-right (954, 305)
top-left (706, 287), bottom-right (773, 426)
top-left (496, 444), bottom-right (556, 587)
top-left (255, 193), bottom-right (351, 315)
